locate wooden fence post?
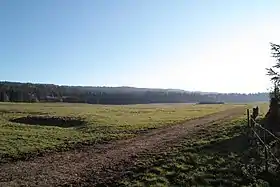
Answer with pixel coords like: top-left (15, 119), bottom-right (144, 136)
top-left (247, 109), bottom-right (250, 128)
top-left (246, 106), bottom-right (280, 173)
top-left (264, 130), bottom-right (269, 172)
top-left (247, 109), bottom-right (251, 145)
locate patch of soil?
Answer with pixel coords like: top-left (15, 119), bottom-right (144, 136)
top-left (10, 116), bottom-right (85, 128)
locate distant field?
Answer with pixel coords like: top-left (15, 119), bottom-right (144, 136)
top-left (0, 102), bottom-right (247, 161)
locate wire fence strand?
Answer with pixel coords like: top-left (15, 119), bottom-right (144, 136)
top-left (252, 129), bottom-right (280, 165)
top-left (248, 108), bottom-right (280, 171)
top-left (251, 118), bottom-right (280, 142)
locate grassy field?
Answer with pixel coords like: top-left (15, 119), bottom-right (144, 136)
top-left (117, 116), bottom-right (274, 187)
top-left (0, 102), bottom-right (245, 161)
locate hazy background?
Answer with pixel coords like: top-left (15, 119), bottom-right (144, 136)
top-left (1, 0), bottom-right (280, 93)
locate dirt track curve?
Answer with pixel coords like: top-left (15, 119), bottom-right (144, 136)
top-left (0, 107), bottom-right (245, 187)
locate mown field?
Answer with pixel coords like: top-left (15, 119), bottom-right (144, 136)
top-left (0, 102), bottom-right (246, 161)
top-left (115, 107), bottom-right (275, 187)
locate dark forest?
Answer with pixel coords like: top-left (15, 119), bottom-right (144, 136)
top-left (0, 81), bottom-right (268, 104)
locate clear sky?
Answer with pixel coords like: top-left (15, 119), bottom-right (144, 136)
top-left (1, 0), bottom-right (280, 93)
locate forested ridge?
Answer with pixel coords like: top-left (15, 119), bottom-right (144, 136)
top-left (0, 81), bottom-right (269, 104)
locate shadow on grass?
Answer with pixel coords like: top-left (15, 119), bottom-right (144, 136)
top-left (199, 133), bottom-right (280, 187)
top-left (117, 124), bottom-right (280, 187)
top-left (10, 116), bottom-right (86, 128)
top-left (203, 134), bottom-right (249, 153)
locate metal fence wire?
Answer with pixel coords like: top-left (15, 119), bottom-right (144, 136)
top-left (247, 108), bottom-right (280, 172)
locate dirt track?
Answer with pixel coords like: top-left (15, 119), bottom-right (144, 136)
top-left (0, 107), bottom-right (245, 187)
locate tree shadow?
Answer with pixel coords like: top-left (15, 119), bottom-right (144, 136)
top-left (10, 116), bottom-right (86, 128)
top-left (200, 134), bottom-right (280, 187)
top-left (204, 134), bottom-right (249, 153)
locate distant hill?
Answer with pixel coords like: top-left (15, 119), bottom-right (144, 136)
top-left (0, 81), bottom-right (269, 104)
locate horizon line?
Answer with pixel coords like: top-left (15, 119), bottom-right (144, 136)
top-left (0, 80), bottom-right (269, 95)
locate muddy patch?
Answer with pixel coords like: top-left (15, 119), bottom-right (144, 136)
top-left (10, 116), bottom-right (86, 128)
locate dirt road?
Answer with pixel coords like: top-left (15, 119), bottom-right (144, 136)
top-left (0, 107), bottom-right (245, 187)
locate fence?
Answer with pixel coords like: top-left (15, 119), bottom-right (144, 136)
top-left (247, 108), bottom-right (280, 172)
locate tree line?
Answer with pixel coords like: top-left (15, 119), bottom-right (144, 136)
top-left (0, 81), bottom-right (269, 104)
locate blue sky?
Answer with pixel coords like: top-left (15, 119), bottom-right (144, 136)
top-left (1, 0), bottom-right (280, 93)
